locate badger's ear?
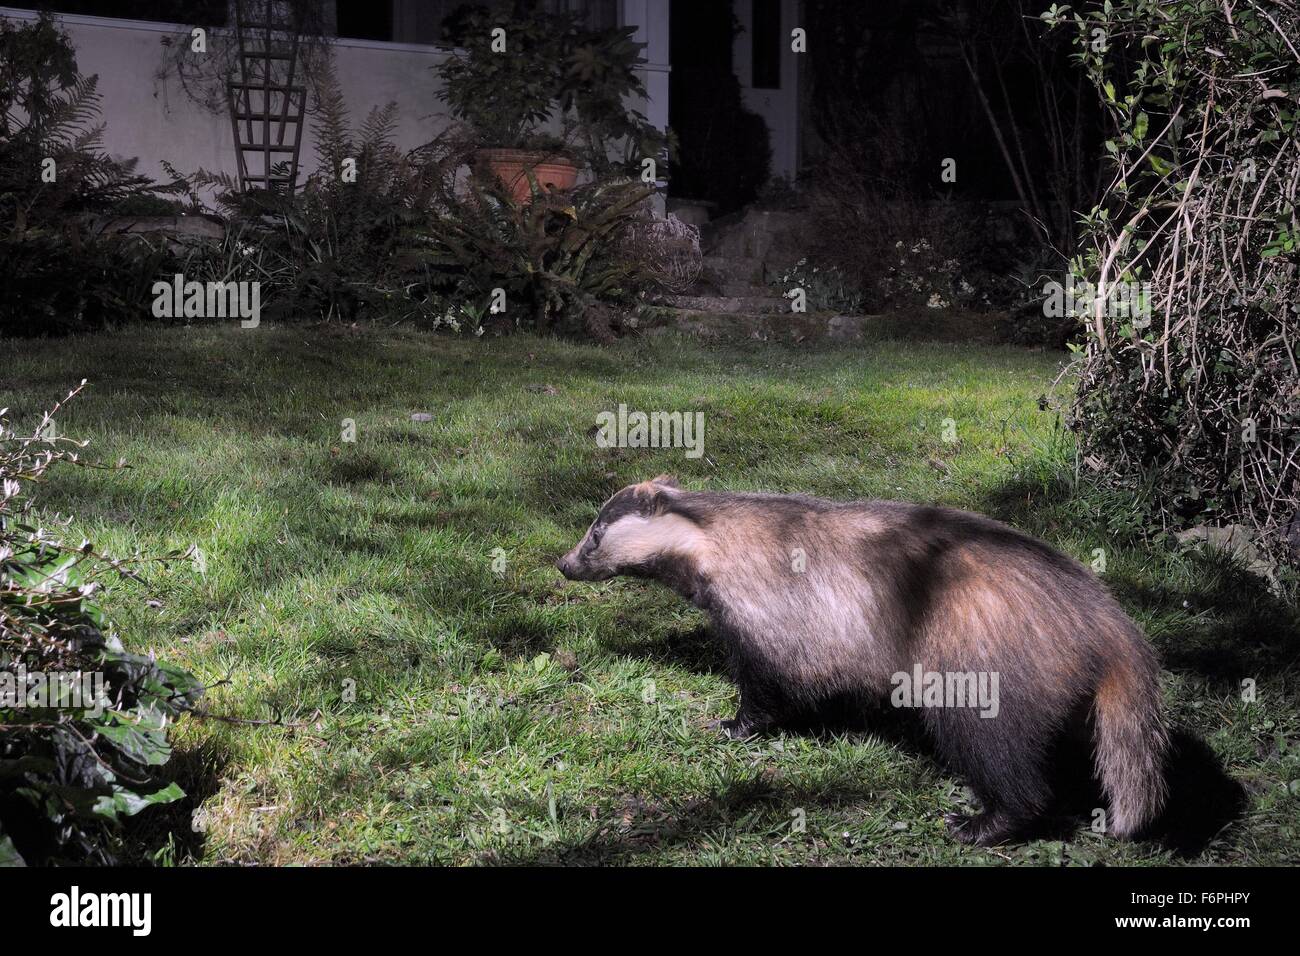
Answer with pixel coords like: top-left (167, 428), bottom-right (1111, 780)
top-left (652, 474), bottom-right (680, 488)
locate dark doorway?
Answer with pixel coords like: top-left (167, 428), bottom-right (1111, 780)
top-left (336, 0), bottom-right (394, 41)
top-left (668, 0), bottom-right (771, 215)
top-left (751, 0), bottom-right (781, 89)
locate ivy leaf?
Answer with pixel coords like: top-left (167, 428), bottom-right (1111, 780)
top-left (93, 713), bottom-right (174, 767)
top-left (0, 827), bottom-right (25, 867)
top-left (1148, 154), bottom-right (1175, 176)
top-left (91, 782), bottom-right (186, 822)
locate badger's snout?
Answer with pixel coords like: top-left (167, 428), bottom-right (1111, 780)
top-left (555, 552), bottom-right (581, 579)
top-left (556, 547), bottom-right (612, 581)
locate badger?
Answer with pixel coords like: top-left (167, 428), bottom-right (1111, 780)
top-left (556, 476), bottom-right (1169, 846)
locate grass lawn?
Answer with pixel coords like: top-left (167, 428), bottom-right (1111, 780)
top-left (3, 323), bottom-right (1297, 865)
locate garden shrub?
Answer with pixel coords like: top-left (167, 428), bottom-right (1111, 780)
top-left (184, 57), bottom-right (463, 325)
top-left (1048, 1), bottom-right (1300, 546)
top-left (420, 159), bottom-right (658, 340)
top-left (3, 11), bottom-right (674, 340)
top-left (802, 95), bottom-right (1045, 315)
top-left (768, 257), bottom-right (865, 314)
top-left (805, 169), bottom-right (1031, 314)
top-left (0, 13), bottom-right (174, 336)
top-left (183, 48), bottom-right (658, 337)
top-left (0, 387), bottom-right (202, 865)
top-left (436, 5), bottom-right (571, 153)
top-left (436, 4), bottom-right (670, 175)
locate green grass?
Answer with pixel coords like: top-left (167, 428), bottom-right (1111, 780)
top-left (3, 323), bottom-right (1297, 865)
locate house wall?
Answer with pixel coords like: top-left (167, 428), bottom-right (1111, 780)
top-left (0, 2), bottom-right (670, 192)
top-left (732, 0), bottom-right (801, 181)
top-left (620, 0), bottom-right (670, 145)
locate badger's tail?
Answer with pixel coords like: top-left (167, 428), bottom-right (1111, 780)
top-left (1092, 630), bottom-right (1169, 838)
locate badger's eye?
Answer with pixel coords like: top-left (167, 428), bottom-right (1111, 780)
top-left (587, 527), bottom-right (603, 550)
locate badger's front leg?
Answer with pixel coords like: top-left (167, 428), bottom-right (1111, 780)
top-left (718, 672), bottom-right (785, 739)
top-left (720, 696), bottom-right (775, 740)
top-left (712, 627), bottom-right (788, 738)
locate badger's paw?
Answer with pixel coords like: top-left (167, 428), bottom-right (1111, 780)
top-left (943, 811), bottom-right (1022, 846)
top-left (708, 716), bottom-right (762, 740)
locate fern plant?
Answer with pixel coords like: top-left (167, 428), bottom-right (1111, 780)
top-left (0, 13), bottom-right (175, 335)
top-left (185, 55), bottom-right (463, 322)
top-left (0, 15), bottom-right (158, 231)
top-left (178, 47), bottom-right (658, 335)
top-left (422, 163), bottom-right (656, 337)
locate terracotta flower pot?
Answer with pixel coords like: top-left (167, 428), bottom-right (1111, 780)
top-left (476, 148), bottom-right (580, 203)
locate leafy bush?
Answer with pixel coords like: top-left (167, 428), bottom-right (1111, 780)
top-left (805, 189), bottom-right (1030, 314)
top-left (175, 49), bottom-right (657, 337)
top-left (421, 159), bottom-right (657, 340)
top-left (769, 257), bottom-right (865, 314)
top-left (437, 5), bottom-right (574, 152)
top-left (560, 19), bottom-right (673, 176)
top-left (1048, 0), bottom-right (1300, 544)
top-left (801, 91), bottom-right (1046, 316)
top-left (436, 5), bottom-right (670, 173)
top-left (0, 386), bottom-right (201, 865)
top-left (186, 57), bottom-right (463, 324)
top-left (0, 227), bottom-right (172, 336)
top-left (0, 13), bottom-right (172, 336)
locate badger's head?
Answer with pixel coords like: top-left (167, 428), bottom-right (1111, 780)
top-left (556, 475), bottom-right (702, 582)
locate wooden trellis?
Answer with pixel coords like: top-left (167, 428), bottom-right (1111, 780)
top-left (227, 0), bottom-right (307, 194)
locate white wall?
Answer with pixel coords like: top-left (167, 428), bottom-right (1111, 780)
top-left (0, 3), bottom-right (672, 192)
top-left (620, 0), bottom-right (670, 140)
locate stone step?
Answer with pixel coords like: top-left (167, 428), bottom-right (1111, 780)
top-left (706, 209), bottom-right (811, 260)
top-left (659, 294), bottom-right (791, 315)
top-left (690, 274), bottom-right (777, 298)
top-left (700, 255), bottom-right (766, 285)
top-left (665, 198), bottom-right (715, 229)
top-left (713, 281), bottom-right (778, 298)
top-left (632, 306), bottom-right (871, 343)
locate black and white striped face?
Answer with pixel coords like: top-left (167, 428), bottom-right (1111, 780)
top-left (556, 477), bottom-right (697, 581)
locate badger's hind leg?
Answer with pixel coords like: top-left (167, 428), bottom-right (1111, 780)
top-left (943, 808), bottom-right (1026, 846)
top-left (926, 705), bottom-right (1055, 846)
